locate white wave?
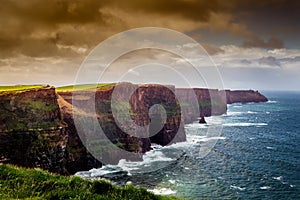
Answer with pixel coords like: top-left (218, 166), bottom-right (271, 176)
top-left (267, 100), bottom-right (277, 103)
top-left (233, 105), bottom-right (243, 108)
top-left (75, 165), bottom-right (125, 178)
top-left (197, 136), bottom-right (226, 142)
top-left (247, 111), bottom-right (257, 114)
top-left (76, 148), bottom-right (176, 178)
top-left (226, 111), bottom-right (244, 116)
top-left (185, 123), bottom-right (208, 129)
top-left (266, 111), bottom-right (270, 114)
top-left (223, 123), bottom-right (268, 127)
top-left (89, 166), bottom-right (122, 177)
top-left (267, 146), bottom-right (275, 150)
top-left (290, 185), bottom-right (296, 188)
top-left (260, 186), bottom-right (271, 190)
top-left (273, 176), bottom-right (283, 181)
top-left (230, 185), bottom-right (246, 191)
top-left (117, 150), bottom-right (174, 172)
top-left (187, 135), bottom-right (226, 143)
top-left (148, 187), bottom-right (177, 195)
top-left (168, 180), bottom-right (176, 184)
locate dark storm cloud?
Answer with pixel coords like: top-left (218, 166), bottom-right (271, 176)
top-left (0, 0), bottom-right (299, 60)
top-left (110, 0), bottom-right (224, 21)
top-left (0, 0), bottom-right (109, 58)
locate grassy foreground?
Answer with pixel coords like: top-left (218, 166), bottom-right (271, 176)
top-left (0, 164), bottom-right (180, 200)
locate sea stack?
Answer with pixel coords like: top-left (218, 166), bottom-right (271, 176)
top-left (199, 116), bottom-right (207, 124)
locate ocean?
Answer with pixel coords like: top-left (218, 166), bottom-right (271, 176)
top-left (76, 91), bottom-right (300, 199)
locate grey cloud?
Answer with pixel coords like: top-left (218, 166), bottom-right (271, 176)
top-left (243, 37), bottom-right (284, 49)
top-left (201, 43), bottom-right (224, 55)
top-left (258, 56), bottom-right (281, 67)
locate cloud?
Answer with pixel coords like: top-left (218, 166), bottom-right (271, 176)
top-left (1, 0), bottom-right (299, 60)
top-left (258, 56), bottom-right (281, 67)
top-left (212, 45), bottom-right (300, 70)
top-left (243, 37), bottom-right (284, 49)
top-left (201, 43), bottom-right (224, 55)
top-left (0, 0), bottom-right (299, 90)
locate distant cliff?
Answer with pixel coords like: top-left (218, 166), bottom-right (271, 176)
top-left (0, 84), bottom-right (267, 175)
top-left (175, 88), bottom-right (227, 124)
top-left (225, 90), bottom-right (268, 104)
top-left (175, 88), bottom-right (268, 123)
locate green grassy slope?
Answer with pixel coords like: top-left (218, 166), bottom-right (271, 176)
top-left (0, 85), bottom-right (44, 92)
top-left (0, 164), bottom-right (181, 200)
top-left (56, 83), bottom-right (114, 92)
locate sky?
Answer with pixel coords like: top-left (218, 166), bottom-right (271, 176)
top-left (0, 0), bottom-right (300, 90)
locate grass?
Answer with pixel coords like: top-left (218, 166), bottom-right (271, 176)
top-left (0, 164), bottom-right (181, 200)
top-left (0, 85), bottom-right (45, 92)
top-left (56, 83), bottom-right (115, 92)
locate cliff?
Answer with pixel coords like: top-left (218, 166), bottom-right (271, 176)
top-left (225, 90), bottom-right (268, 104)
top-left (175, 88), bottom-right (227, 124)
top-left (58, 83), bottom-right (185, 156)
top-left (0, 84), bottom-right (267, 175)
top-left (0, 86), bottom-right (68, 174)
top-left (175, 88), bottom-right (268, 123)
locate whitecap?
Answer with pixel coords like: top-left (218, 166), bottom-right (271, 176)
top-left (267, 146), bottom-right (275, 150)
top-left (117, 150), bottom-right (174, 172)
top-left (247, 111), bottom-right (257, 114)
top-left (89, 165), bottom-right (125, 177)
top-left (197, 136), bottom-right (226, 142)
top-left (233, 105), bottom-right (242, 108)
top-left (226, 111), bottom-right (244, 116)
top-left (260, 186), bottom-right (271, 190)
top-left (168, 180), bottom-right (176, 184)
top-left (75, 165), bottom-right (126, 179)
top-left (185, 123), bottom-right (208, 129)
top-left (187, 135), bottom-right (226, 143)
top-left (223, 123), bottom-right (268, 127)
top-left (273, 176), bottom-right (283, 181)
top-left (267, 100), bottom-right (277, 103)
top-left (230, 185), bottom-right (246, 191)
top-left (148, 188), bottom-right (177, 195)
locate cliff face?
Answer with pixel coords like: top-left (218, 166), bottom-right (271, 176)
top-left (0, 86), bottom-right (67, 174)
top-left (225, 90), bottom-right (268, 104)
top-left (175, 88), bottom-right (227, 124)
top-left (0, 84), bottom-right (268, 175)
top-left (175, 88), bottom-right (268, 123)
top-left (130, 84), bottom-right (185, 146)
top-left (58, 83), bottom-right (185, 156)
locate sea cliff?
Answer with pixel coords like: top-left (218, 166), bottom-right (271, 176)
top-left (0, 84), bottom-right (268, 174)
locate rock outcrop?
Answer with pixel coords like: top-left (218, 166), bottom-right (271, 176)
top-left (225, 90), bottom-right (268, 104)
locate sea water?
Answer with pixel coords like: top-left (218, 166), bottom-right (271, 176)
top-left (76, 91), bottom-right (300, 199)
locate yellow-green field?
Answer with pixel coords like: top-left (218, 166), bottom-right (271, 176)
top-left (56, 83), bottom-right (114, 92)
top-left (0, 85), bottom-right (45, 92)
